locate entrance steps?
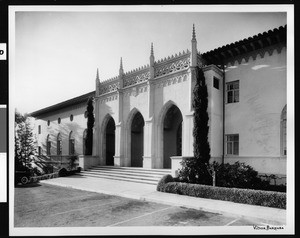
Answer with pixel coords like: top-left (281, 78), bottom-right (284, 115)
top-left (78, 166), bottom-right (172, 185)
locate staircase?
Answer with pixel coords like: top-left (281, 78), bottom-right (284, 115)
top-left (78, 166), bottom-right (172, 185)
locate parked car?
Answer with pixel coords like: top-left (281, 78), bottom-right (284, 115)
top-left (15, 168), bottom-right (34, 185)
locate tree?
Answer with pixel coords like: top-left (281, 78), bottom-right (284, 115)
top-left (85, 97), bottom-right (95, 155)
top-left (15, 111), bottom-right (37, 170)
top-left (178, 66), bottom-right (212, 184)
top-left (193, 66), bottom-right (210, 163)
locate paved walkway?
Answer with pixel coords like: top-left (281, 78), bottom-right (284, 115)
top-left (40, 175), bottom-right (286, 225)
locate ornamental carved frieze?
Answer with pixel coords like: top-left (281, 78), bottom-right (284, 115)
top-left (155, 73), bottom-right (188, 89)
top-left (154, 57), bottom-right (190, 78)
top-left (100, 94), bottom-right (118, 104)
top-left (124, 85), bottom-right (148, 97)
top-left (99, 81), bottom-right (120, 95)
top-left (124, 71), bottom-right (150, 87)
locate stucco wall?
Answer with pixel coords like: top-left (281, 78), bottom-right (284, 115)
top-left (224, 46), bottom-right (286, 158)
top-left (35, 103), bottom-right (87, 156)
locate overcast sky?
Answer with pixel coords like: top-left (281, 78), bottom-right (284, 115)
top-left (12, 6), bottom-right (287, 114)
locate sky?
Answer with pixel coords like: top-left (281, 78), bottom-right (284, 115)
top-left (12, 6), bottom-right (288, 114)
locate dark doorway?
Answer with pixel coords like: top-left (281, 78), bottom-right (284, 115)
top-left (163, 105), bottom-right (183, 168)
top-left (106, 117), bottom-right (115, 166)
top-left (131, 112), bottom-right (145, 167)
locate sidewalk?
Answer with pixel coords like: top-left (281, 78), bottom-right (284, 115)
top-left (40, 175), bottom-right (286, 225)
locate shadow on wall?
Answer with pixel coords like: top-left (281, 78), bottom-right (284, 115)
top-left (41, 121), bottom-right (85, 156)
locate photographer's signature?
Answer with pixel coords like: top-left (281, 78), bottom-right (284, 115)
top-left (253, 225), bottom-right (284, 231)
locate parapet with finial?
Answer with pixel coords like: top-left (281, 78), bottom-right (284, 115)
top-left (154, 49), bottom-right (191, 78)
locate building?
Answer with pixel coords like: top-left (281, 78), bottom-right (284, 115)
top-left (31, 25), bottom-right (287, 184)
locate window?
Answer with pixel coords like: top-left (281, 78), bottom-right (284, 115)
top-left (46, 135), bottom-right (51, 155)
top-left (70, 114), bottom-right (73, 121)
top-left (281, 105), bottom-right (287, 156)
top-left (226, 80), bottom-right (239, 103)
top-left (57, 133), bottom-right (62, 155)
top-left (38, 146), bottom-right (42, 156)
top-left (38, 125), bottom-right (41, 134)
top-left (226, 134), bottom-right (239, 155)
top-left (69, 131), bottom-right (75, 155)
top-left (58, 118), bottom-right (61, 124)
top-left (213, 77), bottom-right (220, 89)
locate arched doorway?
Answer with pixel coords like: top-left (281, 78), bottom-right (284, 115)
top-left (163, 104), bottom-right (183, 168)
top-left (131, 111), bottom-right (145, 167)
top-left (105, 117), bottom-right (115, 166)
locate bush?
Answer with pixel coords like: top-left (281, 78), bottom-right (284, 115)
top-left (159, 182), bottom-right (286, 209)
top-left (156, 174), bottom-right (174, 192)
top-left (211, 161), bottom-right (271, 190)
top-left (178, 157), bottom-right (212, 185)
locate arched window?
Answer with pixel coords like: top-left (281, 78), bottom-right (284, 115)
top-left (83, 129), bottom-right (87, 155)
top-left (57, 133), bottom-right (62, 155)
top-left (69, 131), bottom-right (75, 155)
top-left (46, 135), bottom-right (51, 155)
top-left (281, 105), bottom-right (287, 156)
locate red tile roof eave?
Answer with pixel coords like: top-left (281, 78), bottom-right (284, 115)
top-left (202, 25), bottom-right (286, 63)
top-left (30, 91), bottom-right (95, 117)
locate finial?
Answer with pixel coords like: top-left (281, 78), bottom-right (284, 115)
top-left (192, 24), bottom-right (196, 40)
top-left (120, 57), bottom-right (123, 70)
top-left (96, 68), bottom-right (99, 80)
top-left (151, 43), bottom-right (154, 56)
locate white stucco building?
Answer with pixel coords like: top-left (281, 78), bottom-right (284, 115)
top-left (31, 25), bottom-right (287, 184)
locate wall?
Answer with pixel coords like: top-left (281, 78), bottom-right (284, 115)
top-left (35, 103), bottom-right (87, 156)
top-left (224, 45), bottom-right (286, 176)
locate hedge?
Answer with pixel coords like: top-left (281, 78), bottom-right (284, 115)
top-left (157, 175), bottom-right (286, 209)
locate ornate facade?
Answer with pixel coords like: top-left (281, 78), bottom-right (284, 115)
top-left (31, 25), bottom-right (287, 183)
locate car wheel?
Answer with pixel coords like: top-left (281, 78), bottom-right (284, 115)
top-left (21, 176), bottom-right (29, 185)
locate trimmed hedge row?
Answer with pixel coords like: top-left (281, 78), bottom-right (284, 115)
top-left (157, 175), bottom-right (286, 209)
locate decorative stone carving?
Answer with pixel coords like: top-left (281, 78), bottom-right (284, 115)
top-left (154, 57), bottom-right (190, 77)
top-left (124, 71), bottom-right (150, 87)
top-left (99, 81), bottom-right (120, 95)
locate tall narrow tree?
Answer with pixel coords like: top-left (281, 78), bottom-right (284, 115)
top-left (178, 66), bottom-right (211, 184)
top-left (85, 97), bottom-right (95, 155)
top-left (193, 66), bottom-right (210, 163)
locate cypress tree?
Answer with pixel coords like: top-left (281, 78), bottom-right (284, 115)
top-left (85, 97), bottom-right (95, 155)
top-left (178, 66), bottom-right (211, 184)
top-left (193, 66), bottom-right (210, 163)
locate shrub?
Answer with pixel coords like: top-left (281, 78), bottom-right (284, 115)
top-left (156, 174), bottom-right (174, 192)
top-left (161, 182), bottom-right (286, 209)
top-left (68, 155), bottom-right (78, 170)
top-left (178, 157), bottom-right (212, 185)
top-left (211, 161), bottom-right (270, 190)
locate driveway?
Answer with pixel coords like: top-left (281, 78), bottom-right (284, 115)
top-left (15, 183), bottom-right (265, 227)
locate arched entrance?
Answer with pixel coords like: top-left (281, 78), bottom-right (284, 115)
top-left (162, 104), bottom-right (183, 168)
top-left (105, 117), bottom-right (115, 166)
top-left (131, 111), bottom-right (145, 167)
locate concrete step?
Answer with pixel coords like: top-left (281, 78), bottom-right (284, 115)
top-left (79, 166), bottom-right (172, 185)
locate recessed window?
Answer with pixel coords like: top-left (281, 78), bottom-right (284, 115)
top-left (57, 133), bottom-right (62, 155)
top-left (226, 80), bottom-right (239, 103)
top-left (281, 105), bottom-right (287, 156)
top-left (226, 134), bottom-right (239, 155)
top-left (58, 118), bottom-right (61, 124)
top-left (213, 77), bottom-right (220, 89)
top-left (47, 120), bottom-right (50, 126)
top-left (70, 114), bottom-right (73, 121)
top-left (38, 125), bottom-right (41, 134)
top-left (69, 131), bottom-right (75, 155)
top-left (46, 135), bottom-right (51, 156)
